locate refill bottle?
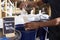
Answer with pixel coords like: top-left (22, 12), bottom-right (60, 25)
top-left (41, 7), bottom-right (46, 14)
top-left (21, 8), bottom-right (28, 15)
top-left (30, 7), bottom-right (35, 15)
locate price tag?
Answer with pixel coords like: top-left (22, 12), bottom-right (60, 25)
top-left (3, 17), bottom-right (15, 37)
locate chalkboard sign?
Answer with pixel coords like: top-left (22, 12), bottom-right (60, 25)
top-left (3, 17), bottom-right (15, 34)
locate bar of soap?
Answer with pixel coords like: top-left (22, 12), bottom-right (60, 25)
top-left (5, 33), bottom-right (15, 38)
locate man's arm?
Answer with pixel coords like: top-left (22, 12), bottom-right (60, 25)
top-left (39, 18), bottom-right (60, 27)
top-left (25, 18), bottom-right (60, 30)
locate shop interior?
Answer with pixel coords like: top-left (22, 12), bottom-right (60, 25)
top-left (0, 0), bottom-right (51, 40)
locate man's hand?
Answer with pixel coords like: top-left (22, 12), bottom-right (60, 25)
top-left (25, 22), bottom-right (40, 30)
top-left (55, 18), bottom-right (60, 25)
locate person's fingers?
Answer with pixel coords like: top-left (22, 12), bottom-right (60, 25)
top-left (25, 27), bottom-right (31, 30)
top-left (25, 27), bottom-right (35, 30)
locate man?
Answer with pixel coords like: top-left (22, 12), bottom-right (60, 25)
top-left (25, 0), bottom-right (60, 40)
